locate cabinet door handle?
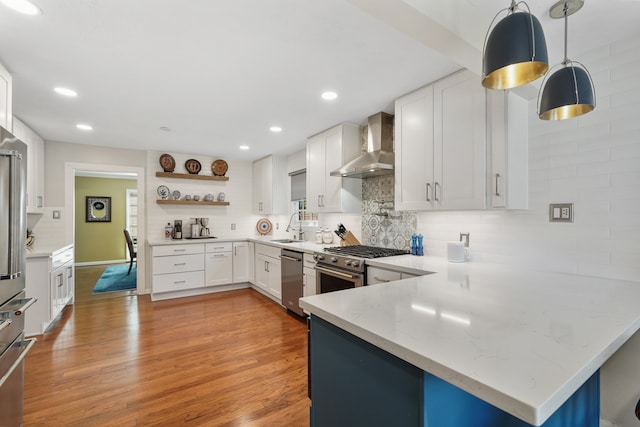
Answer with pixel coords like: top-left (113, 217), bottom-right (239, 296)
top-left (373, 277), bottom-right (391, 283)
top-left (234, 247), bottom-right (237, 256)
top-left (317, 195), bottom-right (321, 208)
top-left (58, 273), bottom-right (64, 287)
top-left (37, 196), bottom-right (43, 208)
top-left (495, 173), bottom-right (501, 197)
top-left (425, 183), bottom-right (431, 202)
top-left (434, 182), bottom-right (440, 202)
top-left (67, 266), bottom-right (73, 279)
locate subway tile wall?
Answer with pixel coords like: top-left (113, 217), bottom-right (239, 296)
top-left (415, 34), bottom-right (640, 283)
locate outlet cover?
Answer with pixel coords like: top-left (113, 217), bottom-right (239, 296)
top-left (549, 203), bottom-right (573, 223)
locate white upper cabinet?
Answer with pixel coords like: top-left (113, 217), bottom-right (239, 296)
top-left (306, 123), bottom-right (361, 213)
top-left (0, 62), bottom-right (12, 131)
top-left (486, 90), bottom-right (528, 209)
top-left (395, 69), bottom-right (486, 211)
top-left (394, 84), bottom-right (434, 211)
top-left (253, 155), bottom-right (286, 215)
top-left (13, 117), bottom-right (45, 214)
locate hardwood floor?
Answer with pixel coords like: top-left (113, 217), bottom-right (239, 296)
top-left (24, 289), bottom-right (310, 426)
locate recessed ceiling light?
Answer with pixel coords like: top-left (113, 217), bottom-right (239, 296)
top-left (54, 87), bottom-right (77, 97)
top-left (269, 126), bottom-right (282, 133)
top-left (0, 0), bottom-right (41, 15)
top-left (321, 91), bottom-right (338, 101)
top-left (239, 145), bottom-right (250, 150)
top-left (76, 124), bottom-right (93, 131)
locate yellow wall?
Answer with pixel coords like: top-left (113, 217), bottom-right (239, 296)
top-left (75, 177), bottom-right (137, 263)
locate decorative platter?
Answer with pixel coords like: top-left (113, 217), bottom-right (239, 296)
top-left (185, 159), bottom-right (202, 174)
top-left (157, 185), bottom-right (170, 199)
top-left (159, 153), bottom-right (176, 172)
top-left (256, 218), bottom-right (273, 235)
top-left (211, 159), bottom-right (228, 176)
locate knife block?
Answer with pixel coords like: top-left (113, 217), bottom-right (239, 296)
top-left (340, 231), bottom-right (360, 246)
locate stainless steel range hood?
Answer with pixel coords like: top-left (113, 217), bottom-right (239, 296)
top-left (330, 112), bottom-right (394, 178)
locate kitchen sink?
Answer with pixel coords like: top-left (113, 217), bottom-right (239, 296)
top-left (270, 239), bottom-right (297, 243)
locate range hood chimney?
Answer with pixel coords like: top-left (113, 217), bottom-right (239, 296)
top-left (330, 112), bottom-right (394, 178)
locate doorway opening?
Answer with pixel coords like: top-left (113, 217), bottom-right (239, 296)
top-left (64, 163), bottom-right (145, 303)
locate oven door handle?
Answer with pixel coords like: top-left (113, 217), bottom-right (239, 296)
top-left (315, 266), bottom-right (358, 280)
top-left (0, 338), bottom-right (36, 389)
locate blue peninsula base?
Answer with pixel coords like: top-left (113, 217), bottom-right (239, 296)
top-left (309, 316), bottom-right (599, 427)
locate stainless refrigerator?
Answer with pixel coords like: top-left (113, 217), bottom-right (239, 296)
top-left (0, 126), bottom-right (36, 426)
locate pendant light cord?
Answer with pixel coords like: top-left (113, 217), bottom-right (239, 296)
top-left (563, 2), bottom-right (569, 64)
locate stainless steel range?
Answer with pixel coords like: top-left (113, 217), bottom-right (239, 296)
top-left (314, 245), bottom-right (409, 294)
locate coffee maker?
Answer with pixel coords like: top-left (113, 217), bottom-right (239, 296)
top-left (190, 218), bottom-right (210, 238)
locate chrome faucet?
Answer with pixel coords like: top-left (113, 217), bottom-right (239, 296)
top-left (286, 211), bottom-right (305, 240)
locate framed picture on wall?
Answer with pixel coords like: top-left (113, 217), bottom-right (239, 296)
top-left (86, 196), bottom-right (112, 222)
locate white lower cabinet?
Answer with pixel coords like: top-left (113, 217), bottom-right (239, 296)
top-left (150, 241), bottom-right (252, 300)
top-left (152, 244), bottom-right (205, 294)
top-left (25, 245), bottom-right (74, 336)
top-left (205, 242), bottom-right (233, 287)
top-left (302, 253), bottom-right (317, 315)
top-left (367, 266), bottom-right (421, 285)
top-left (253, 243), bottom-right (282, 303)
top-left (232, 242), bottom-right (250, 283)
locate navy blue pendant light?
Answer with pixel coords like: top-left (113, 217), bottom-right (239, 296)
top-left (538, 0), bottom-right (595, 120)
top-left (482, 1), bottom-right (549, 90)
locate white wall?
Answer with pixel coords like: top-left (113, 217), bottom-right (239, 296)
top-left (416, 34), bottom-right (640, 425)
top-left (147, 151), bottom-right (257, 240)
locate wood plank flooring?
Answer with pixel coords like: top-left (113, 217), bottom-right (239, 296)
top-left (24, 289), bottom-right (310, 426)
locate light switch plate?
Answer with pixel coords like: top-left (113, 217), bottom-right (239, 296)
top-left (549, 203), bottom-right (573, 223)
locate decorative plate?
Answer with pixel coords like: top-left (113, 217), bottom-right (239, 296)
top-left (185, 159), bottom-right (202, 174)
top-left (159, 153), bottom-right (175, 172)
top-left (157, 185), bottom-right (170, 199)
top-left (172, 190), bottom-right (181, 200)
top-left (256, 218), bottom-right (272, 235)
top-left (211, 159), bottom-right (228, 176)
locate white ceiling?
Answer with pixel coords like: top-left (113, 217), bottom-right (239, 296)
top-left (0, 0), bottom-right (638, 162)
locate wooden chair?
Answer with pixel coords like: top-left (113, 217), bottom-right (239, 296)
top-left (123, 229), bottom-right (137, 275)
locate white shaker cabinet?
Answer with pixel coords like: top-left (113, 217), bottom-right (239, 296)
top-left (253, 243), bottom-right (282, 303)
top-left (0, 62), bottom-right (12, 131)
top-left (306, 123), bottom-right (361, 213)
top-left (232, 241), bottom-right (250, 283)
top-left (205, 242), bottom-right (233, 287)
top-left (395, 69), bottom-right (486, 211)
top-left (151, 244), bottom-right (205, 295)
top-left (25, 245), bottom-right (74, 336)
top-left (12, 118), bottom-right (45, 214)
top-left (253, 155), bottom-right (286, 215)
top-left (487, 90), bottom-right (528, 209)
top-left (302, 253), bottom-right (317, 299)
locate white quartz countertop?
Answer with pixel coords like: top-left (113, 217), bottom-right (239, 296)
top-left (147, 236), bottom-right (334, 254)
top-left (26, 243), bottom-right (74, 258)
top-left (299, 261), bottom-right (640, 426)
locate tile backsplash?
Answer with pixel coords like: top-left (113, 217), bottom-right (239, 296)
top-left (361, 174), bottom-right (416, 250)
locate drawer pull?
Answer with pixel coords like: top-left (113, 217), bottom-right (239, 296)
top-left (373, 276), bottom-right (391, 283)
top-left (213, 254), bottom-right (225, 257)
top-left (12, 298), bottom-right (36, 316)
top-left (174, 249), bottom-right (186, 252)
top-left (174, 263), bottom-right (187, 266)
top-left (0, 319), bottom-right (11, 332)
top-left (173, 280), bottom-right (186, 284)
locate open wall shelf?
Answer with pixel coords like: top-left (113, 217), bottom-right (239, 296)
top-left (155, 172), bottom-right (229, 181)
top-left (156, 200), bottom-right (230, 206)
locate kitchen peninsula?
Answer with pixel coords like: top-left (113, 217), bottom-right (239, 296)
top-left (300, 259), bottom-right (640, 427)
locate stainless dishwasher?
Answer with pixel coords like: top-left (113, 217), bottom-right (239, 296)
top-left (281, 249), bottom-right (304, 316)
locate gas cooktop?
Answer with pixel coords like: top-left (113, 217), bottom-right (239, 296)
top-left (323, 245), bottom-right (409, 259)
